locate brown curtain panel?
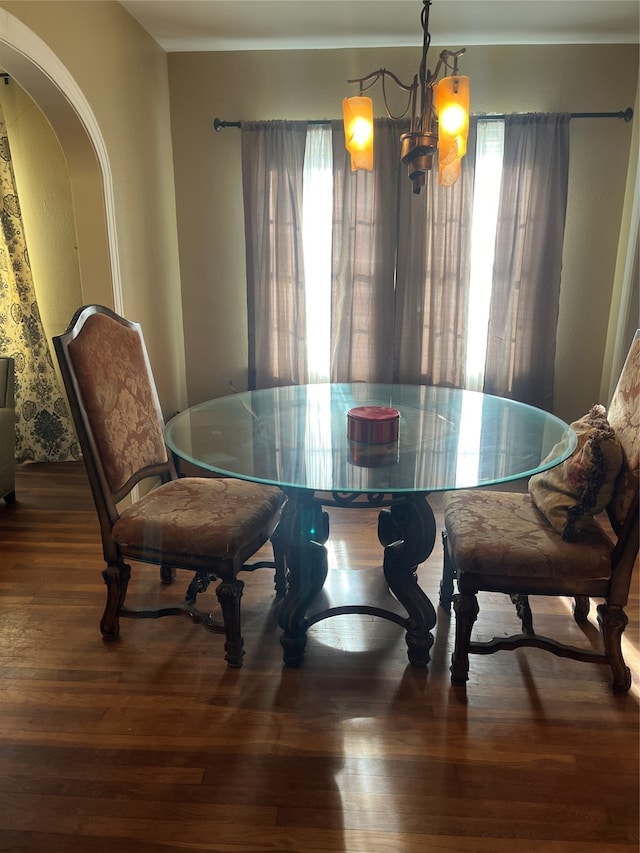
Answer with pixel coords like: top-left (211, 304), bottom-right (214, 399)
top-left (483, 113), bottom-right (570, 409)
top-left (242, 121), bottom-right (308, 389)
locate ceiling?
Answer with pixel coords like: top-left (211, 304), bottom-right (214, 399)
top-left (118, 0), bottom-right (640, 53)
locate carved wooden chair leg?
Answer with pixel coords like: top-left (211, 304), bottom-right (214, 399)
top-left (597, 603), bottom-right (632, 694)
top-left (184, 572), bottom-right (214, 607)
top-left (451, 592), bottom-right (479, 685)
top-left (510, 593), bottom-right (535, 635)
top-left (573, 595), bottom-right (590, 623)
top-left (216, 578), bottom-right (245, 668)
top-left (159, 565), bottom-right (176, 585)
top-left (439, 531), bottom-right (456, 610)
top-left (100, 562), bottom-right (131, 641)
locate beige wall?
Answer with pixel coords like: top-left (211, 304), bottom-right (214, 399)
top-left (0, 1), bottom-right (637, 425)
top-left (169, 44), bottom-right (638, 421)
top-left (0, 0), bottom-right (188, 418)
top-left (602, 84), bottom-right (640, 403)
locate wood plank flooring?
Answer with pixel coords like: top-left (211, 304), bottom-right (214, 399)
top-left (0, 462), bottom-right (638, 852)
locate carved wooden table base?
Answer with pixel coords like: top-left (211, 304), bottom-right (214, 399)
top-left (276, 490), bottom-right (437, 668)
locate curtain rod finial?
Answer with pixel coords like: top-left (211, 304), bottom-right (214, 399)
top-left (213, 118), bottom-right (241, 131)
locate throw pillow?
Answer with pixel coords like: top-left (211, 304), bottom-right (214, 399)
top-left (528, 404), bottom-right (623, 541)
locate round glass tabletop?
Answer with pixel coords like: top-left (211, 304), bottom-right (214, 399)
top-left (164, 383), bottom-right (576, 495)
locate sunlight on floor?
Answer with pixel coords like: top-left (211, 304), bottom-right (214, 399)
top-left (558, 592), bottom-right (640, 700)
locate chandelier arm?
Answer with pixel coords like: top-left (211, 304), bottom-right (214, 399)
top-left (346, 69), bottom-right (384, 91)
top-left (437, 48), bottom-right (467, 77)
top-left (347, 68), bottom-right (417, 121)
top-left (380, 68), bottom-right (415, 93)
top-left (381, 72), bottom-right (417, 121)
top-left (430, 56), bottom-right (445, 82)
top-left (347, 68), bottom-right (414, 94)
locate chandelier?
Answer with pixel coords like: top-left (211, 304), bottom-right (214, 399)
top-left (342, 0), bottom-right (469, 193)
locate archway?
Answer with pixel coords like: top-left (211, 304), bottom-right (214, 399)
top-left (0, 7), bottom-right (122, 313)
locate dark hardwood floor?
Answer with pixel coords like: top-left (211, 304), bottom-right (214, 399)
top-left (0, 462), bottom-right (638, 852)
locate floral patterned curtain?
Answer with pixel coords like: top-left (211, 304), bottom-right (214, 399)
top-left (0, 109), bottom-right (78, 462)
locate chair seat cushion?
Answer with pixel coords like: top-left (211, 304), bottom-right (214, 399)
top-left (113, 477), bottom-right (283, 560)
top-left (443, 489), bottom-right (613, 580)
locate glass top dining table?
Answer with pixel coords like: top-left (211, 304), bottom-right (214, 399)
top-left (165, 383), bottom-right (577, 668)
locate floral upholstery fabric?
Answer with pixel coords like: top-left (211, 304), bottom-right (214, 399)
top-left (528, 404), bottom-right (622, 541)
top-left (606, 332), bottom-right (640, 530)
top-left (113, 477), bottom-right (283, 560)
top-left (67, 312), bottom-right (168, 492)
top-left (443, 489), bottom-right (613, 580)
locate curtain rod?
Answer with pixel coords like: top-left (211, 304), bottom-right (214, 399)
top-left (213, 107), bottom-right (634, 132)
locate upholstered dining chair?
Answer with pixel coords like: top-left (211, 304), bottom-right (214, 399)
top-left (440, 331), bottom-right (639, 693)
top-left (54, 304), bottom-right (285, 668)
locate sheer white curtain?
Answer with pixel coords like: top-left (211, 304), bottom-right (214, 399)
top-left (393, 121), bottom-right (476, 387)
top-left (302, 126), bottom-right (333, 383)
top-left (330, 119), bottom-right (401, 383)
top-left (465, 119), bottom-right (505, 391)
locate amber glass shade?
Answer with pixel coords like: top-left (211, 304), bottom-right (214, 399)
top-left (342, 96), bottom-right (374, 171)
top-left (436, 75), bottom-right (470, 174)
top-left (438, 157), bottom-right (461, 187)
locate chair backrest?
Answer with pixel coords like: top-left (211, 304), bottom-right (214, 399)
top-left (0, 357), bottom-right (14, 408)
top-left (53, 305), bottom-right (176, 531)
top-left (605, 331), bottom-right (639, 604)
top-left (607, 330), bottom-right (640, 534)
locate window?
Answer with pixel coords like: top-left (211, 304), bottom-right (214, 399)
top-left (301, 119), bottom-right (506, 391)
top-left (465, 120), bottom-right (504, 391)
top-left (302, 126), bottom-right (333, 383)
top-left (243, 113), bottom-right (569, 411)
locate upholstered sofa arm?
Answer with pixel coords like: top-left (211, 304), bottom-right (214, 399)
top-left (0, 356), bottom-right (14, 408)
top-left (0, 356), bottom-right (16, 503)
